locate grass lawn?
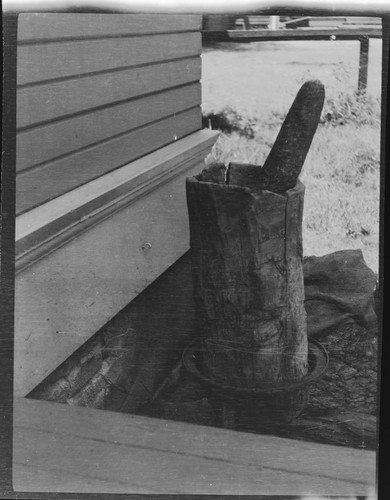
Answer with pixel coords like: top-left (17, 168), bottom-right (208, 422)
top-left (201, 39), bottom-right (382, 274)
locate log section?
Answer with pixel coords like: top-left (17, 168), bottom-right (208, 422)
top-left (186, 176), bottom-right (308, 387)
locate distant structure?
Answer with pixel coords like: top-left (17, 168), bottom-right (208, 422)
top-left (202, 15), bottom-right (381, 32)
top-left (202, 15), bottom-right (284, 31)
top-left (201, 15), bottom-right (382, 94)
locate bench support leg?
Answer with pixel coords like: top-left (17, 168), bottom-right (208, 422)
top-left (358, 36), bottom-right (369, 94)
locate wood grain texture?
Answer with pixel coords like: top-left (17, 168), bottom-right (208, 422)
top-left (186, 176), bottom-right (308, 389)
top-left (17, 84), bottom-right (201, 172)
top-left (16, 107), bottom-right (201, 214)
top-left (17, 32), bottom-right (201, 85)
top-left (13, 397), bottom-right (376, 495)
top-left (17, 13), bottom-right (201, 41)
top-left (17, 58), bottom-right (201, 128)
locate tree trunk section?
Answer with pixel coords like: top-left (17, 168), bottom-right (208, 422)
top-left (186, 177), bottom-right (308, 388)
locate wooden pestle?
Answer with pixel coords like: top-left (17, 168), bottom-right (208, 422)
top-left (227, 80), bottom-right (325, 193)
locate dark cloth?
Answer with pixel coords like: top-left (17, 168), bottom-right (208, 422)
top-left (303, 249), bottom-right (377, 337)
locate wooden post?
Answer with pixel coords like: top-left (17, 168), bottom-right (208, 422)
top-left (358, 36), bottom-right (369, 94)
top-left (269, 16), bottom-right (280, 30)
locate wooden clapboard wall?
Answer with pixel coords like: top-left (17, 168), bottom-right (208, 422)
top-left (16, 13), bottom-right (202, 215)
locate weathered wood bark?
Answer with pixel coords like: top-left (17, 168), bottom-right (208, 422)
top-left (186, 176), bottom-right (308, 388)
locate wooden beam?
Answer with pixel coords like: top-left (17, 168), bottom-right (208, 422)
top-left (203, 27), bottom-right (382, 42)
top-left (13, 397), bottom-right (376, 496)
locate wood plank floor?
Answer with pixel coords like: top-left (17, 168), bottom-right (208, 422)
top-left (13, 397), bottom-right (376, 495)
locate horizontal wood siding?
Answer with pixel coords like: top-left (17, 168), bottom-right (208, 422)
top-left (17, 108), bottom-right (201, 214)
top-left (17, 84), bottom-right (201, 171)
top-left (17, 58), bottom-right (201, 128)
top-left (16, 13), bottom-right (202, 214)
top-left (18, 33), bottom-right (201, 85)
top-left (17, 13), bottom-right (201, 41)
